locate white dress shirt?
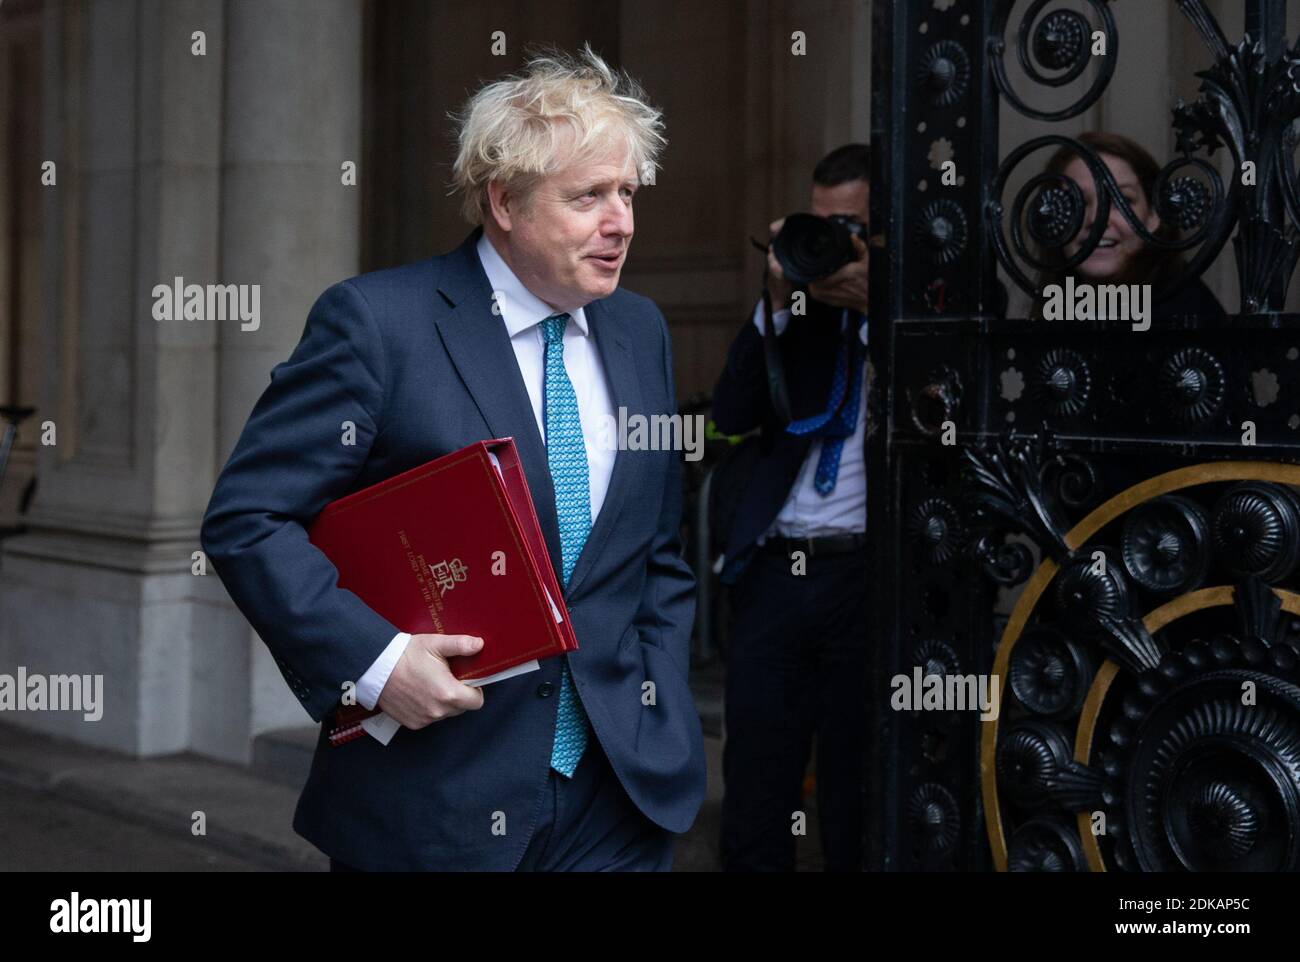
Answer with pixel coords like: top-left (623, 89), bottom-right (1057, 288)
top-left (750, 299), bottom-right (868, 540)
top-left (354, 233), bottom-right (616, 711)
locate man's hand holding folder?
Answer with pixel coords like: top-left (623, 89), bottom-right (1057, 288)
top-left (307, 437), bottom-right (580, 746)
top-left (377, 633), bottom-right (486, 728)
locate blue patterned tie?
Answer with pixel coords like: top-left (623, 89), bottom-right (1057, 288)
top-left (540, 313), bottom-right (592, 777)
top-left (785, 310), bottom-right (866, 495)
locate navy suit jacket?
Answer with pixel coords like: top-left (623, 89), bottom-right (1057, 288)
top-left (200, 227), bottom-right (705, 871)
top-left (710, 298), bottom-right (849, 583)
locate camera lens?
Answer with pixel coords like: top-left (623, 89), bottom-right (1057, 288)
top-left (771, 213), bottom-right (856, 285)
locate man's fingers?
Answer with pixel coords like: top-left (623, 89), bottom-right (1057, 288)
top-left (821, 255), bottom-right (867, 287)
top-left (425, 633), bottom-right (485, 659)
top-left (448, 684), bottom-right (486, 712)
top-left (428, 678), bottom-right (484, 717)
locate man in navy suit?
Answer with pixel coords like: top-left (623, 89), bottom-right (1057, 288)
top-left (712, 144), bottom-right (872, 871)
top-left (200, 46), bottom-right (705, 871)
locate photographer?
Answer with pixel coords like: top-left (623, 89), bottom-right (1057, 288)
top-left (711, 143), bottom-right (871, 872)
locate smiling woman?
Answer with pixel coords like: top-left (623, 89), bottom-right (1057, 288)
top-left (1030, 131), bottom-right (1225, 321)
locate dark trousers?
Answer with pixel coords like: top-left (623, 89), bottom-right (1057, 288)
top-left (330, 740), bottom-right (674, 872)
top-left (720, 545), bottom-right (869, 871)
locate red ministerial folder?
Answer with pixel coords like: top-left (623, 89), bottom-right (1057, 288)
top-left (306, 438), bottom-right (577, 745)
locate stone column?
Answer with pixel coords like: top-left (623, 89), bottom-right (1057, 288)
top-left (1, 0), bottom-right (224, 755)
top-left (199, 0), bottom-right (364, 759)
top-left (1, 0), bottom-right (363, 764)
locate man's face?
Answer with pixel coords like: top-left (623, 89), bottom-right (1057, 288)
top-left (810, 178), bottom-right (869, 231)
top-left (488, 145), bottom-right (638, 312)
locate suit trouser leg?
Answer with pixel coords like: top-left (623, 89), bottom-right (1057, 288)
top-left (516, 740), bottom-right (674, 872)
top-left (330, 743), bottom-right (671, 872)
top-left (720, 552), bottom-right (820, 871)
top-left (809, 551), bottom-right (870, 871)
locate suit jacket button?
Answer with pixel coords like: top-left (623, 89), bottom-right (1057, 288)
top-left (536, 682), bottom-right (554, 698)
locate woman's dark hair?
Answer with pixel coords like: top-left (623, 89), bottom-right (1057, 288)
top-left (1031, 131), bottom-right (1182, 316)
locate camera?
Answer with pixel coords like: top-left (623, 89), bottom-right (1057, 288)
top-left (770, 212), bottom-right (866, 286)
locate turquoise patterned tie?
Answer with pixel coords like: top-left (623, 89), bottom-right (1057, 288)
top-left (540, 313), bottom-right (592, 777)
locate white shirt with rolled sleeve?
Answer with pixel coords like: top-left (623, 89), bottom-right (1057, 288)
top-left (749, 299), bottom-right (867, 542)
top-left (353, 233), bottom-right (616, 714)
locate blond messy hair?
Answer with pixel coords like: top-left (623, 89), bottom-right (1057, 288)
top-left (450, 43), bottom-right (667, 225)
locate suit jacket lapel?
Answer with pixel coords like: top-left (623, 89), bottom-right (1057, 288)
top-left (564, 296), bottom-right (642, 598)
top-left (432, 229), bottom-right (565, 582)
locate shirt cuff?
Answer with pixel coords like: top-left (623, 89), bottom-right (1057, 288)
top-left (751, 298), bottom-right (792, 337)
top-left (356, 631), bottom-right (412, 710)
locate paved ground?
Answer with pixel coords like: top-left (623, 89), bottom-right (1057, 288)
top-left (0, 720), bottom-right (824, 872)
top-left (0, 781), bottom-right (263, 872)
top-left (0, 723), bottom-right (325, 871)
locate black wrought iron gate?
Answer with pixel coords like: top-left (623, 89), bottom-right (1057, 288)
top-left (866, 0), bottom-right (1300, 871)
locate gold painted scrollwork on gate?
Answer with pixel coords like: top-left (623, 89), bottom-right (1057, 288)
top-left (979, 461), bottom-right (1300, 872)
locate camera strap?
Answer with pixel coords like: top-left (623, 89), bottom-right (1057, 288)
top-left (760, 282), bottom-right (793, 426)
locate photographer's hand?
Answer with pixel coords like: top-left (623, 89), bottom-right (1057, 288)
top-left (808, 233), bottom-right (870, 316)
